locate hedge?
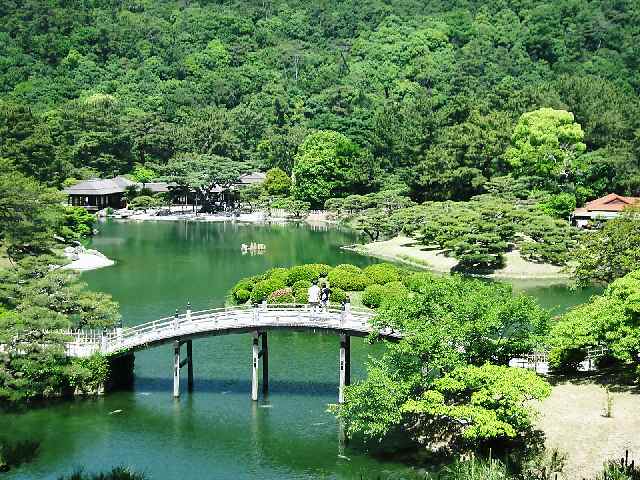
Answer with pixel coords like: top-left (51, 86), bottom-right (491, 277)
top-left (364, 263), bottom-right (400, 285)
top-left (233, 288), bottom-right (250, 304)
top-left (250, 278), bottom-right (286, 303)
top-left (268, 288), bottom-right (295, 304)
top-left (327, 266), bottom-right (371, 291)
top-left (286, 265), bottom-right (320, 285)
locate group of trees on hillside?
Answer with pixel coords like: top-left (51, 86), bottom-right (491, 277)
top-left (0, 160), bottom-right (119, 403)
top-left (0, 0), bottom-right (638, 210)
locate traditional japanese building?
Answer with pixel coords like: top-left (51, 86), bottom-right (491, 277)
top-left (572, 193), bottom-right (640, 228)
top-left (64, 176), bottom-right (137, 211)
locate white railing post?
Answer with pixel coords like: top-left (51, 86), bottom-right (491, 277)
top-left (174, 309), bottom-right (179, 330)
top-left (186, 302), bottom-right (192, 322)
top-left (101, 329), bottom-right (107, 353)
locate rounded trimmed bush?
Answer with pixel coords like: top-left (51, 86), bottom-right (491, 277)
top-left (362, 284), bottom-right (387, 308)
top-left (250, 278), bottom-right (286, 303)
top-left (233, 288), bottom-right (251, 304)
top-left (362, 281), bottom-right (408, 308)
top-left (308, 263), bottom-right (332, 277)
top-left (286, 265), bottom-right (319, 285)
top-left (329, 287), bottom-right (347, 304)
top-left (327, 265), bottom-right (371, 291)
top-left (232, 277), bottom-right (256, 294)
top-left (292, 279), bottom-right (312, 291)
top-left (294, 287), bottom-right (308, 304)
top-left (268, 288), bottom-right (295, 304)
top-left (334, 264), bottom-right (362, 274)
top-left (364, 263), bottom-right (400, 285)
top-left (266, 267), bottom-right (289, 283)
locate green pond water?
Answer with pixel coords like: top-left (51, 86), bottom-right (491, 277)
top-left (2, 221), bottom-right (598, 479)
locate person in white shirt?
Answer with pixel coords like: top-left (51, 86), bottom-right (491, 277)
top-left (308, 280), bottom-right (321, 311)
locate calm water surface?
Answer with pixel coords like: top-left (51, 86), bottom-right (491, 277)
top-left (2, 221), bottom-right (597, 479)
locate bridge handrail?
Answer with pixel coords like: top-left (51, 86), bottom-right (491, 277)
top-left (60, 304), bottom-right (379, 356)
top-left (110, 304), bottom-right (374, 339)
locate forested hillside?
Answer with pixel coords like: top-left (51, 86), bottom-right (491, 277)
top-left (1, 0), bottom-right (639, 204)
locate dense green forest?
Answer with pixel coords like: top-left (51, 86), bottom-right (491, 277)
top-left (1, 0), bottom-right (639, 205)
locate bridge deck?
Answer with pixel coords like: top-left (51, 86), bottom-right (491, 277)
top-left (65, 304), bottom-right (395, 357)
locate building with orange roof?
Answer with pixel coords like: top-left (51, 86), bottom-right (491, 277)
top-left (572, 193), bottom-right (640, 228)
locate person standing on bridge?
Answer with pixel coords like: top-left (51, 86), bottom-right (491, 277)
top-left (308, 279), bottom-right (321, 312)
top-left (320, 282), bottom-right (332, 311)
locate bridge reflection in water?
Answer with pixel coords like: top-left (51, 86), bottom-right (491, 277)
top-left (64, 303), bottom-right (399, 403)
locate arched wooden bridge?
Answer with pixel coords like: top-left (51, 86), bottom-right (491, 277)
top-left (64, 303), bottom-right (399, 403)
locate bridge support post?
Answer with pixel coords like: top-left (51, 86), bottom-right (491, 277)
top-left (338, 334), bottom-right (351, 404)
top-left (186, 340), bottom-right (193, 392)
top-left (251, 332), bottom-right (259, 401)
top-left (173, 341), bottom-right (181, 398)
top-left (261, 332), bottom-right (268, 395)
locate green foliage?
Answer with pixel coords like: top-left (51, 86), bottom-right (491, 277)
top-left (362, 281), bottom-right (407, 308)
top-left (0, 159), bottom-right (63, 259)
top-left (131, 164), bottom-right (155, 185)
top-left (264, 267), bottom-right (289, 284)
top-left (0, 0), bottom-right (638, 207)
top-left (267, 288), bottom-right (295, 304)
top-left (57, 467), bottom-right (146, 480)
top-left (329, 287), bottom-right (348, 304)
top-left (363, 263), bottom-right (400, 285)
top-left (233, 288), bottom-right (250, 304)
top-left (307, 263), bottom-right (332, 277)
top-left (270, 197), bottom-right (311, 217)
top-left (0, 439), bottom-right (40, 472)
top-left (155, 153), bottom-right (250, 213)
top-left (292, 131), bottom-right (376, 208)
top-left (286, 265), bottom-right (319, 286)
top-left (128, 195), bottom-right (161, 210)
top-left (58, 206), bottom-right (95, 241)
top-left (538, 193), bottom-right (577, 219)
top-left (250, 278), bottom-right (286, 304)
top-left (549, 269), bottom-right (640, 373)
top-left (336, 274), bottom-right (551, 448)
top-left (263, 168), bottom-right (291, 196)
top-left (65, 354), bottom-right (109, 394)
top-left (572, 212), bottom-right (640, 286)
top-left (327, 265), bottom-right (372, 291)
top-left (361, 284), bottom-right (387, 308)
top-left (505, 108), bottom-right (587, 181)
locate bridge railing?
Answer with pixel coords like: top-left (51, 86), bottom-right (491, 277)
top-left (61, 303), bottom-right (378, 356)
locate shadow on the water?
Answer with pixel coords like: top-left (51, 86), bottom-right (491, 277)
top-left (134, 377), bottom-right (338, 396)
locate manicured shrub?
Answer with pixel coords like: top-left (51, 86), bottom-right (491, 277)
top-left (265, 267), bottom-right (289, 283)
top-left (308, 263), bottom-right (332, 277)
top-left (334, 264), bottom-right (362, 274)
top-left (362, 281), bottom-right (408, 308)
top-left (286, 265), bottom-right (319, 285)
top-left (330, 287), bottom-right (347, 304)
top-left (233, 288), bottom-right (250, 304)
top-left (294, 287), bottom-right (308, 304)
top-left (364, 263), bottom-right (400, 285)
top-left (250, 278), bottom-right (286, 303)
top-left (232, 278), bottom-right (256, 293)
top-left (268, 288), bottom-right (295, 304)
top-left (362, 284), bottom-right (387, 308)
top-left (292, 279), bottom-right (312, 292)
top-left (403, 272), bottom-right (434, 290)
top-left (327, 265), bottom-right (371, 291)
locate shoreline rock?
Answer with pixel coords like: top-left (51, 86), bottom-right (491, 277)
top-left (62, 245), bottom-right (114, 272)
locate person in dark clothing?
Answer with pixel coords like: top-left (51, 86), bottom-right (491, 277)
top-left (320, 283), bottom-right (332, 310)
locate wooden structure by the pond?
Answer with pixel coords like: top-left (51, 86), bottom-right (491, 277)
top-left (65, 303), bottom-right (398, 403)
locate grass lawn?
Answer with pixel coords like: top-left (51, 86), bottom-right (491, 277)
top-left (537, 371), bottom-right (640, 478)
